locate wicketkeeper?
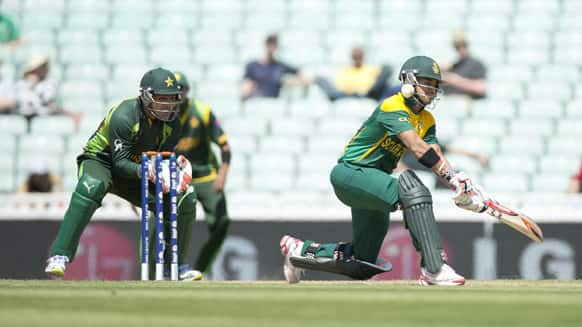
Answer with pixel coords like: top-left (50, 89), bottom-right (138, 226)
top-left (45, 68), bottom-right (200, 280)
top-left (281, 56), bottom-right (487, 286)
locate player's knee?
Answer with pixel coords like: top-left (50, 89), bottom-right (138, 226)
top-left (75, 174), bottom-right (108, 201)
top-left (398, 170), bottom-right (432, 210)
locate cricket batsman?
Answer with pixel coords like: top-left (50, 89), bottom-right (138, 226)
top-left (45, 68), bottom-right (200, 280)
top-left (174, 72), bottom-right (231, 278)
top-left (281, 56), bottom-right (487, 286)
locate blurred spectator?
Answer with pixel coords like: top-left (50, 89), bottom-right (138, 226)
top-left (568, 161), bottom-right (582, 193)
top-left (15, 55), bottom-right (58, 121)
top-left (315, 46), bottom-right (393, 101)
top-left (0, 11), bottom-right (23, 50)
top-left (0, 62), bottom-right (15, 114)
top-left (442, 30), bottom-right (487, 99)
top-left (18, 161), bottom-right (62, 193)
top-left (240, 34), bottom-right (312, 100)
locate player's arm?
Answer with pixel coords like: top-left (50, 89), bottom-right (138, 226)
top-left (398, 130), bottom-right (487, 213)
top-left (209, 110), bottom-right (231, 192)
top-left (108, 112), bottom-right (140, 179)
top-left (398, 130), bottom-right (455, 185)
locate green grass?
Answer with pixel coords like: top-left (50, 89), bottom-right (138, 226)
top-left (1, 280), bottom-right (581, 327)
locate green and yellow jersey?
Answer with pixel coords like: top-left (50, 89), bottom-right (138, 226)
top-left (339, 92), bottom-right (438, 173)
top-left (175, 99), bottom-right (228, 182)
top-left (79, 97), bottom-right (182, 179)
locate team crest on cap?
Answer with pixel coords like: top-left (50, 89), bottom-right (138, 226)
top-left (432, 62), bottom-right (440, 74)
top-left (165, 76), bottom-right (174, 87)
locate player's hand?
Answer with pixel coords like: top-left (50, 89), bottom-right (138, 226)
top-left (450, 173), bottom-right (487, 213)
top-left (213, 175), bottom-right (225, 192)
top-left (175, 155), bottom-right (192, 193)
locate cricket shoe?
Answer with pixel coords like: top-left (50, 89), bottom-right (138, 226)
top-left (418, 263), bottom-right (465, 286)
top-left (179, 265), bottom-right (202, 282)
top-left (280, 235), bottom-right (304, 284)
top-left (45, 255), bottom-right (69, 279)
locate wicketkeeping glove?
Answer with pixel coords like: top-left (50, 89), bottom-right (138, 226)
top-left (175, 155), bottom-right (192, 193)
top-left (148, 155), bottom-right (192, 194)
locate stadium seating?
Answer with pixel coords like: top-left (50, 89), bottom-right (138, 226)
top-left (0, 0), bottom-right (580, 196)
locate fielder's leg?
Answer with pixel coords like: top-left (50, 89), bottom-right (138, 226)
top-left (193, 180), bottom-right (230, 274)
top-left (46, 160), bottom-right (111, 278)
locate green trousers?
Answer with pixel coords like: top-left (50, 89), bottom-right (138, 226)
top-left (301, 162), bottom-right (399, 263)
top-left (49, 159), bottom-right (197, 272)
top-left (192, 180), bottom-right (230, 273)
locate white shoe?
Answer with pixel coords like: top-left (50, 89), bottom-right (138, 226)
top-left (179, 265), bottom-right (203, 281)
top-left (45, 255), bottom-right (69, 279)
top-left (280, 235), bottom-right (304, 284)
top-left (418, 263), bottom-right (465, 286)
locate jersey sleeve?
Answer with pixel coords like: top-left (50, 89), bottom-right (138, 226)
top-left (243, 62), bottom-right (254, 80)
top-left (377, 110), bottom-right (415, 136)
top-left (423, 125), bottom-right (438, 145)
top-left (208, 110), bottom-right (228, 145)
top-left (108, 110), bottom-right (140, 179)
top-left (281, 62), bottom-right (299, 75)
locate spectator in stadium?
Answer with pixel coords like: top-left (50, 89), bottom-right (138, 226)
top-left (44, 68), bottom-right (199, 281)
top-left (174, 71), bottom-right (231, 279)
top-left (314, 46), bottom-right (394, 102)
top-left (18, 160), bottom-right (62, 193)
top-left (280, 56), bottom-right (487, 286)
top-left (15, 55), bottom-right (58, 122)
top-left (0, 62), bottom-right (16, 114)
top-left (568, 161), bottom-right (582, 193)
top-left (441, 30), bottom-right (487, 99)
top-left (0, 11), bottom-right (23, 50)
top-left (240, 34), bottom-right (312, 100)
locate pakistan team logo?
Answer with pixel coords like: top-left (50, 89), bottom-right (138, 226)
top-left (114, 139), bottom-right (123, 152)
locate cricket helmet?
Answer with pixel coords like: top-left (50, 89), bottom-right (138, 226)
top-left (139, 67), bottom-right (182, 122)
top-left (399, 55), bottom-right (443, 111)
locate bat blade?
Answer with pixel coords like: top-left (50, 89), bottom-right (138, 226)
top-left (483, 199), bottom-right (544, 243)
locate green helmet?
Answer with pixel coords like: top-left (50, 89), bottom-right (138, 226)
top-left (399, 56), bottom-right (443, 111)
top-left (139, 67), bottom-right (182, 121)
top-left (173, 71), bottom-right (191, 101)
top-left (173, 71), bottom-right (190, 90)
top-left (399, 55), bottom-right (442, 82)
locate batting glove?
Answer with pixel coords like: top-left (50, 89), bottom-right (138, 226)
top-left (450, 172), bottom-right (488, 213)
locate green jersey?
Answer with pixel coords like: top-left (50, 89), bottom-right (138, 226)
top-left (80, 97), bottom-right (182, 179)
top-left (175, 99), bottom-right (228, 182)
top-left (339, 93), bottom-right (438, 173)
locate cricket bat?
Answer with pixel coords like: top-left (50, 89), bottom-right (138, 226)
top-left (483, 199), bottom-right (544, 243)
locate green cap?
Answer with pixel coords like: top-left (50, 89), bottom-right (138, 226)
top-left (400, 56), bottom-right (442, 82)
top-left (139, 67), bottom-right (181, 95)
top-left (173, 71), bottom-right (190, 89)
